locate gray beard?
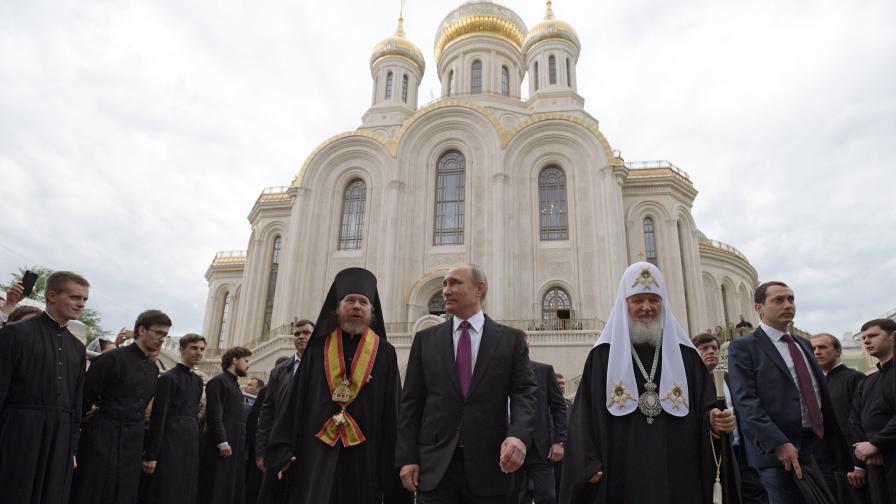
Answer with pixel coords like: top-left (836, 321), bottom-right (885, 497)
top-left (630, 319), bottom-right (662, 346)
top-left (339, 319), bottom-right (369, 336)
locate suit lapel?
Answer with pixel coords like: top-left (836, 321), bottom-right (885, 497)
top-left (467, 316), bottom-right (499, 399)
top-left (441, 320), bottom-right (462, 397)
top-left (754, 327), bottom-right (793, 381)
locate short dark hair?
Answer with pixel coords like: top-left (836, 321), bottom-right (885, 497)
top-left (221, 346), bottom-right (251, 372)
top-left (248, 377), bottom-right (265, 389)
top-left (754, 281), bottom-right (790, 304)
top-left (134, 310), bottom-right (172, 339)
top-left (861, 319), bottom-right (896, 334)
top-left (293, 319), bottom-right (315, 333)
top-left (692, 332), bottom-right (721, 349)
top-left (179, 333), bottom-right (207, 349)
top-left (8, 305), bottom-right (42, 323)
top-left (555, 373), bottom-right (565, 380)
top-left (811, 332), bottom-right (841, 352)
top-left (45, 271), bottom-right (90, 295)
top-left (274, 355), bottom-right (290, 366)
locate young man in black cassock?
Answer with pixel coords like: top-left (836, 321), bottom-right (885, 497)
top-left (851, 319), bottom-right (896, 504)
top-left (812, 332), bottom-right (866, 504)
top-left (266, 267), bottom-right (411, 504)
top-left (0, 271), bottom-right (89, 504)
top-left (71, 309), bottom-right (170, 504)
top-left (198, 345), bottom-right (252, 504)
top-left (140, 333), bottom-right (206, 504)
top-left (560, 262), bottom-right (736, 504)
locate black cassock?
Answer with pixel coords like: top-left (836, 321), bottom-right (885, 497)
top-left (560, 343), bottom-right (716, 504)
top-left (198, 370), bottom-right (248, 504)
top-left (245, 386), bottom-right (266, 504)
top-left (71, 341), bottom-right (159, 504)
top-left (849, 360), bottom-right (896, 504)
top-left (0, 313), bottom-right (85, 504)
top-left (266, 332), bottom-right (411, 504)
top-left (140, 363), bottom-right (203, 504)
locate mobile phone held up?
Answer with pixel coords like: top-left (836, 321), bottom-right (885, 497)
top-left (22, 270), bottom-right (38, 297)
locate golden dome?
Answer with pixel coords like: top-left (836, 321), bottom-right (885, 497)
top-left (371, 17), bottom-right (426, 73)
top-left (434, 1), bottom-right (528, 61)
top-left (523, 0), bottom-right (580, 55)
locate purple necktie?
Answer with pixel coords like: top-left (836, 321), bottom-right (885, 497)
top-left (781, 333), bottom-right (824, 438)
top-left (457, 320), bottom-right (472, 396)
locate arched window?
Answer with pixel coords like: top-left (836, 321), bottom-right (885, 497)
top-left (261, 235), bottom-right (281, 337)
top-left (401, 74), bottom-right (409, 103)
top-left (643, 217), bottom-right (658, 266)
top-left (385, 71), bottom-right (393, 99)
top-left (433, 151), bottom-right (465, 245)
top-left (539, 166), bottom-right (569, 241)
top-left (501, 65), bottom-right (510, 96)
top-left (448, 70), bottom-right (455, 96)
top-left (566, 58), bottom-right (571, 87)
top-left (338, 179), bottom-right (367, 250)
top-left (542, 286), bottom-right (572, 321)
top-left (218, 291), bottom-right (231, 349)
top-left (549, 55), bottom-right (557, 84)
top-left (471, 60), bottom-right (482, 94)
top-left (534, 62), bottom-right (540, 91)
top-left (721, 283), bottom-right (732, 326)
top-left (428, 291), bottom-right (446, 316)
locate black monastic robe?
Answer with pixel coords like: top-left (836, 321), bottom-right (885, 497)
top-left (140, 363), bottom-right (203, 504)
top-left (560, 343), bottom-right (716, 504)
top-left (0, 313), bottom-right (85, 504)
top-left (71, 341), bottom-right (158, 504)
top-left (849, 360), bottom-right (896, 504)
top-left (198, 370), bottom-right (248, 504)
top-left (266, 332), bottom-right (411, 504)
top-left (245, 386), bottom-right (266, 504)
top-left (825, 363), bottom-right (866, 504)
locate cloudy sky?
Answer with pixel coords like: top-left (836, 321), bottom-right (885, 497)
top-left (1, 0), bottom-right (893, 338)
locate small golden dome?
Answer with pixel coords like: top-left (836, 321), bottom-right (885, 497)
top-left (371, 17), bottom-right (426, 73)
top-left (434, 1), bottom-right (528, 61)
top-left (523, 0), bottom-right (580, 55)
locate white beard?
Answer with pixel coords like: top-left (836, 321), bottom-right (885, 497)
top-left (630, 318), bottom-right (662, 347)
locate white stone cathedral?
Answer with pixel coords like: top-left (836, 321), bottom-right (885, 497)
top-left (197, 0), bottom-right (759, 384)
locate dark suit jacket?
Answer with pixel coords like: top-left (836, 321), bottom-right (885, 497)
top-left (527, 361), bottom-right (567, 460)
top-left (728, 327), bottom-right (851, 470)
top-left (396, 315), bottom-right (538, 496)
top-left (255, 356), bottom-right (295, 457)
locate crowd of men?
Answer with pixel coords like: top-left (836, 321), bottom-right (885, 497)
top-left (1, 265), bottom-right (895, 504)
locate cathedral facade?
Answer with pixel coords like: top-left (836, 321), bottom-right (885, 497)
top-left (198, 1), bottom-right (758, 382)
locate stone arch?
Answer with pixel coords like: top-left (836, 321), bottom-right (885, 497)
top-left (293, 133), bottom-right (392, 187)
top-left (702, 272), bottom-right (721, 329)
top-left (738, 283), bottom-right (753, 322)
top-left (405, 268), bottom-right (451, 322)
top-left (720, 276), bottom-right (737, 327)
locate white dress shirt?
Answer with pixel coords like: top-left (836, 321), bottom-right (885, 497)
top-left (760, 322), bottom-right (822, 429)
top-left (452, 310), bottom-right (485, 369)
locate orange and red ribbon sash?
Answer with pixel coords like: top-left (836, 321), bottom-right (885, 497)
top-left (315, 327), bottom-right (379, 447)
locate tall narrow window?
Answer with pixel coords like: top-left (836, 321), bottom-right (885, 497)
top-left (643, 217), bottom-right (658, 266)
top-left (471, 60), bottom-right (482, 94)
top-left (385, 71), bottom-right (393, 99)
top-left (372, 76), bottom-right (378, 105)
top-left (261, 236), bottom-right (281, 337)
top-left (549, 55), bottom-right (557, 84)
top-left (534, 62), bottom-right (540, 91)
top-left (677, 221), bottom-right (692, 334)
top-left (501, 65), bottom-right (510, 96)
top-left (218, 291), bottom-right (231, 349)
top-left (433, 151), bottom-right (465, 245)
top-left (428, 291), bottom-right (446, 316)
top-left (539, 166), bottom-right (569, 240)
top-left (721, 284), bottom-right (731, 326)
top-left (542, 287), bottom-right (572, 321)
top-left (338, 179), bottom-right (367, 250)
top-left (566, 58), bottom-right (571, 87)
top-left (448, 70), bottom-right (455, 96)
top-left (401, 74), bottom-right (409, 103)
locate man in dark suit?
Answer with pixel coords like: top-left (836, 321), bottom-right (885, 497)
top-left (811, 332), bottom-right (867, 504)
top-left (553, 374), bottom-right (572, 500)
top-left (729, 281), bottom-right (851, 503)
top-left (516, 357), bottom-right (567, 504)
top-left (397, 263), bottom-right (538, 503)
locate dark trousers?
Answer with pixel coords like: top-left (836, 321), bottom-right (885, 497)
top-left (757, 431), bottom-right (833, 504)
top-left (417, 448), bottom-right (514, 504)
top-left (734, 442), bottom-right (768, 503)
top-left (515, 457), bottom-right (556, 504)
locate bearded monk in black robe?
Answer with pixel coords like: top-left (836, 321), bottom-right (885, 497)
top-left (266, 267), bottom-right (410, 504)
top-left (0, 271), bottom-right (89, 504)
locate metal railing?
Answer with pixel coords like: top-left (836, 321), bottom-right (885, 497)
top-left (383, 318), bottom-right (605, 334)
top-left (698, 238), bottom-right (748, 261)
top-left (624, 160), bottom-right (691, 180)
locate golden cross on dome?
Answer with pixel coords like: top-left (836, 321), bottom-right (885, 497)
top-left (637, 250), bottom-right (645, 261)
top-left (545, 0), bottom-right (556, 20)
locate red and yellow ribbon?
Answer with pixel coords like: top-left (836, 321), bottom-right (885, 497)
top-left (315, 327), bottom-right (380, 447)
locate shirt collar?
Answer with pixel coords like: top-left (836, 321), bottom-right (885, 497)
top-left (760, 322), bottom-right (788, 342)
top-left (294, 353), bottom-right (301, 364)
top-left (824, 361), bottom-right (844, 376)
top-left (43, 311), bottom-right (70, 328)
top-left (453, 310), bottom-right (485, 334)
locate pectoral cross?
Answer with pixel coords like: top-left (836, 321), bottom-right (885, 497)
top-left (638, 250), bottom-right (645, 261)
